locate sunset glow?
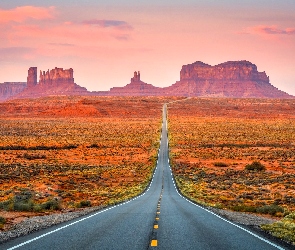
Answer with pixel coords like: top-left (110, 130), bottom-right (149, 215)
top-left (1, 1), bottom-right (294, 94)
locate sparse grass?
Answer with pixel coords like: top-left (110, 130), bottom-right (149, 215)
top-left (168, 98), bottom-right (295, 215)
top-left (256, 204), bottom-right (284, 216)
top-left (261, 212), bottom-right (295, 245)
top-left (0, 97), bottom-right (168, 214)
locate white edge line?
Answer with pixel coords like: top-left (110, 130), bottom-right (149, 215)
top-left (8, 160), bottom-right (160, 250)
top-left (168, 165), bottom-right (285, 250)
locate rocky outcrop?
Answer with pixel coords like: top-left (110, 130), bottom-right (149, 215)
top-left (13, 67), bottom-right (88, 99)
top-left (27, 67), bottom-right (37, 88)
top-left (179, 61), bottom-right (269, 82)
top-left (163, 61), bottom-right (292, 98)
top-left (94, 61), bottom-right (292, 98)
top-left (107, 71), bottom-right (161, 96)
top-left (3, 61), bottom-right (293, 100)
top-left (0, 82), bottom-right (27, 101)
top-left (39, 68), bottom-right (74, 86)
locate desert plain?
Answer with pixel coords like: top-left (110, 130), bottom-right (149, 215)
top-left (0, 96), bottom-right (295, 244)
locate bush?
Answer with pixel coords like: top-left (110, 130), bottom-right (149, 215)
top-left (231, 204), bottom-right (257, 213)
top-left (0, 216), bottom-right (6, 224)
top-left (0, 216), bottom-right (5, 229)
top-left (41, 199), bottom-right (61, 210)
top-left (213, 162), bottom-right (228, 167)
top-left (14, 200), bottom-right (34, 211)
top-left (245, 161), bottom-right (265, 171)
top-left (257, 204), bottom-right (284, 216)
top-left (78, 200), bottom-right (92, 208)
top-left (261, 212), bottom-right (295, 244)
top-left (23, 153), bottom-right (46, 160)
top-left (87, 144), bottom-right (99, 148)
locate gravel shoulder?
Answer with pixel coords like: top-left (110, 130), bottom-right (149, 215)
top-left (0, 205), bottom-right (106, 244)
top-left (0, 204), bottom-right (283, 245)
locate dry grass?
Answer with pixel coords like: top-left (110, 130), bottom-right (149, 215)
top-left (168, 98), bottom-right (295, 215)
top-left (0, 96), bottom-right (179, 230)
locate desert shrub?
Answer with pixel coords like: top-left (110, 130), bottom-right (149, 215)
top-left (87, 144), bottom-right (99, 148)
top-left (23, 153), bottom-right (46, 160)
top-left (245, 161), bottom-right (265, 171)
top-left (285, 212), bottom-right (295, 220)
top-left (261, 212), bottom-right (295, 244)
top-left (213, 162), bottom-right (228, 167)
top-left (0, 216), bottom-right (5, 229)
top-left (14, 200), bottom-right (34, 211)
top-left (231, 204), bottom-right (257, 213)
top-left (78, 200), bottom-right (92, 208)
top-left (13, 190), bottom-right (34, 211)
top-left (33, 204), bottom-right (43, 212)
top-left (257, 204), bottom-right (284, 216)
top-left (41, 199), bottom-right (61, 210)
top-left (0, 200), bottom-right (12, 210)
top-left (0, 216), bottom-right (5, 224)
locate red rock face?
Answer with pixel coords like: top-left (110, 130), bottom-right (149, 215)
top-left (180, 61), bottom-right (269, 82)
top-left (39, 67), bottom-right (74, 86)
top-left (108, 71), bottom-right (162, 96)
top-left (0, 82), bottom-right (27, 101)
top-left (13, 67), bottom-right (89, 99)
top-left (3, 61), bottom-right (294, 100)
top-left (163, 61), bottom-right (292, 98)
top-left (97, 61), bottom-right (293, 98)
top-left (27, 67), bottom-right (37, 88)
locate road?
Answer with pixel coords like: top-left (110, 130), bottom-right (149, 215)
top-left (1, 104), bottom-right (286, 250)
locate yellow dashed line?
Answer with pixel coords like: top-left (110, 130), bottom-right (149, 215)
top-left (157, 212), bottom-right (160, 214)
top-left (151, 240), bottom-right (158, 247)
top-left (154, 224), bottom-right (158, 229)
top-left (156, 217), bottom-right (159, 220)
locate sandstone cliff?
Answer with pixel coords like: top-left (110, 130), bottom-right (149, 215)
top-left (162, 61), bottom-right (292, 98)
top-left (3, 61), bottom-right (293, 100)
top-left (0, 82), bottom-right (27, 101)
top-left (14, 67), bottom-right (89, 99)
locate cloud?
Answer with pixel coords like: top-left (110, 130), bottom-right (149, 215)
top-left (82, 19), bottom-right (133, 30)
top-left (247, 25), bottom-right (295, 35)
top-left (0, 47), bottom-right (35, 61)
top-left (0, 6), bottom-right (55, 23)
top-left (48, 43), bottom-right (75, 47)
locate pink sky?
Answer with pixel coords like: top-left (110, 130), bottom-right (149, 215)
top-left (0, 2), bottom-right (295, 95)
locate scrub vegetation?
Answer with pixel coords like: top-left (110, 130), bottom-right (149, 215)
top-left (0, 96), bottom-right (177, 230)
top-left (168, 98), bottom-right (295, 244)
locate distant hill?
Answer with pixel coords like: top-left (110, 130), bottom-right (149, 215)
top-left (1, 61), bottom-right (293, 101)
top-left (0, 82), bottom-right (26, 101)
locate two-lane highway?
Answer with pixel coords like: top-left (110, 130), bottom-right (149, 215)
top-left (1, 104), bottom-right (286, 249)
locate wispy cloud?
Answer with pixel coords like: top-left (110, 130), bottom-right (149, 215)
top-left (0, 47), bottom-right (35, 61)
top-left (82, 19), bottom-right (133, 30)
top-left (245, 25), bottom-right (295, 35)
top-left (48, 43), bottom-right (75, 47)
top-left (0, 6), bottom-right (55, 23)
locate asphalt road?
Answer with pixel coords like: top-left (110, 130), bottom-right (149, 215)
top-left (1, 104), bottom-right (286, 250)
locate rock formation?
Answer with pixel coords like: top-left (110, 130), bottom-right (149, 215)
top-left (107, 71), bottom-right (161, 96)
top-left (2, 61), bottom-right (293, 101)
top-left (0, 82), bottom-right (27, 101)
top-left (39, 67), bottom-right (74, 86)
top-left (162, 61), bottom-right (292, 98)
top-left (13, 67), bottom-right (88, 99)
top-left (27, 67), bottom-right (37, 88)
